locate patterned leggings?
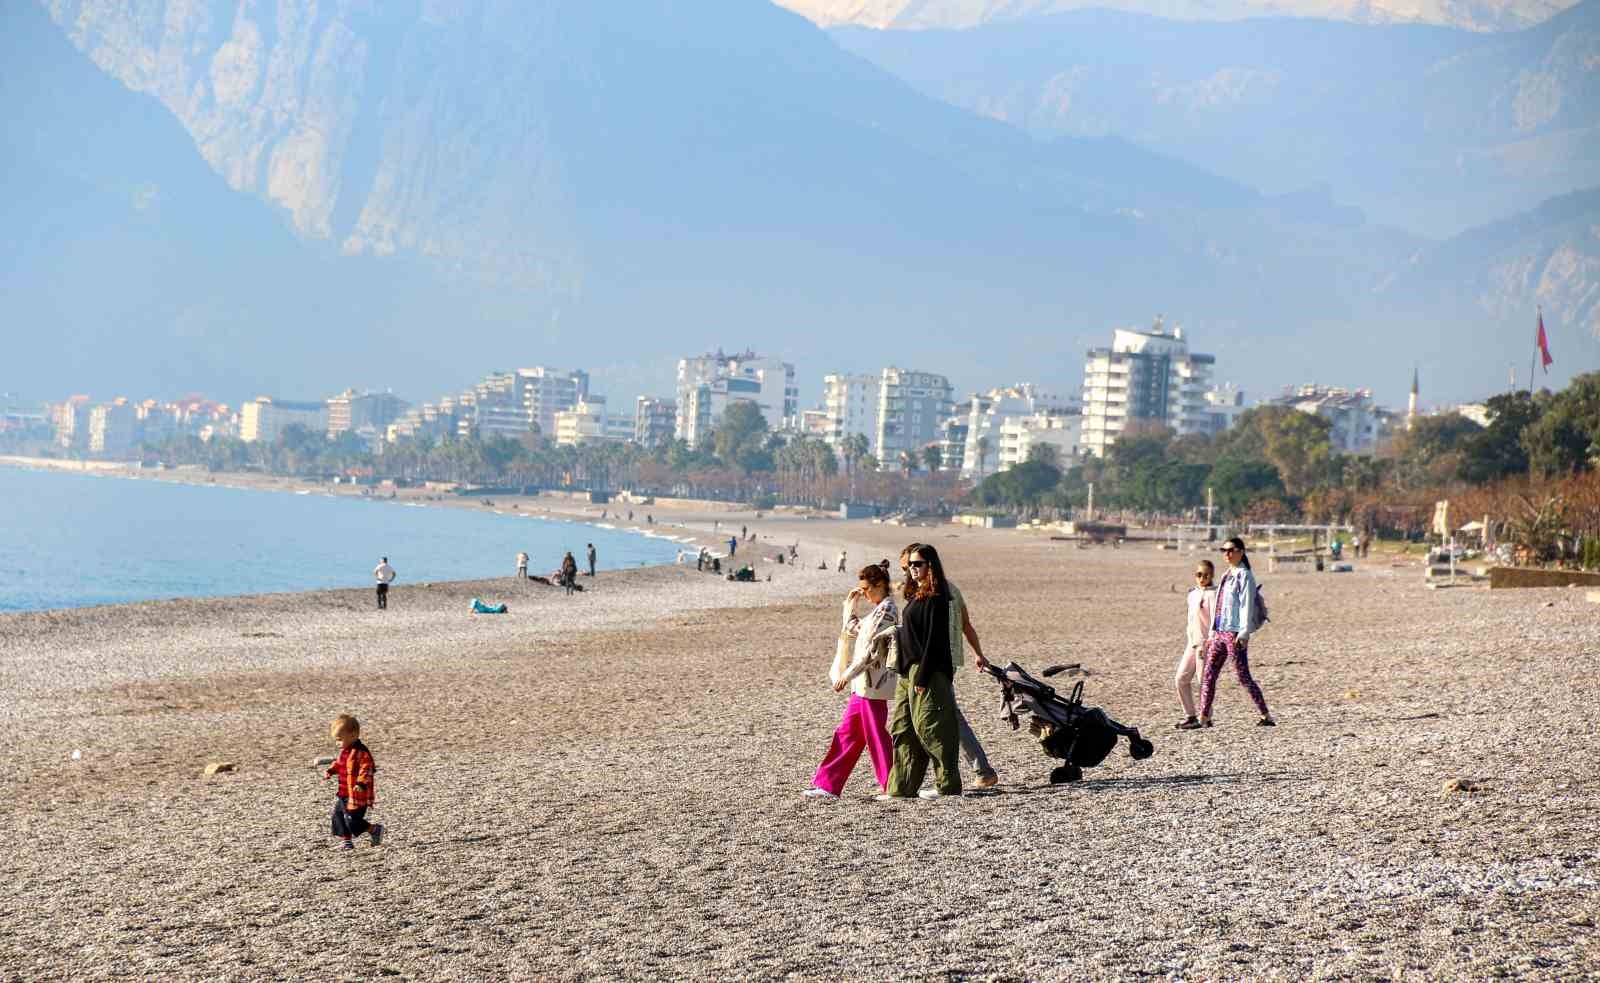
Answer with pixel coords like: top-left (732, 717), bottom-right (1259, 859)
top-left (1200, 631), bottom-right (1270, 718)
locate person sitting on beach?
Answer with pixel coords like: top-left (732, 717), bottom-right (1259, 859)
top-left (561, 552), bottom-right (579, 596)
top-left (516, 551), bottom-right (529, 580)
top-left (373, 557), bottom-right (396, 610)
top-left (899, 544), bottom-right (997, 789)
top-left (804, 564), bottom-right (900, 801)
top-left (881, 545), bottom-right (963, 801)
top-left (1173, 559), bottom-right (1216, 730)
top-left (323, 714), bottom-right (384, 850)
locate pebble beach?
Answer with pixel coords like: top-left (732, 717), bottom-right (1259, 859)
top-left (1, 513), bottom-right (1597, 980)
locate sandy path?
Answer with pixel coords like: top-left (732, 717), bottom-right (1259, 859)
top-left (1, 522), bottom-right (1597, 980)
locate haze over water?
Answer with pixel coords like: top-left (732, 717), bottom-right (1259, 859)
top-left (0, 467), bottom-right (683, 613)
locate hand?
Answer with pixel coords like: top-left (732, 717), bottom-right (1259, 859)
top-left (973, 653), bottom-right (990, 672)
top-left (833, 680), bottom-right (847, 693)
top-left (915, 686), bottom-right (926, 695)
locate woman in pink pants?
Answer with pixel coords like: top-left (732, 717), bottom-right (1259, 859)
top-left (804, 563), bottom-right (900, 800)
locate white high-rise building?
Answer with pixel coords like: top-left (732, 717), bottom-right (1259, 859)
top-left (997, 412), bottom-right (1081, 471)
top-left (675, 350), bottom-right (797, 448)
top-left (517, 367), bottom-right (590, 437)
top-left (1199, 383), bottom-right (1248, 437)
top-left (874, 368), bottom-right (953, 470)
top-left (88, 399), bottom-right (136, 456)
top-left (1080, 319), bottom-right (1215, 457)
top-left (240, 397), bottom-right (329, 443)
top-left (821, 373), bottom-right (880, 452)
top-left (555, 397), bottom-right (631, 446)
top-left (634, 396), bottom-right (677, 449)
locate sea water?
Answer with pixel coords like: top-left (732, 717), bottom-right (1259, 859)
top-left (0, 467), bottom-right (683, 612)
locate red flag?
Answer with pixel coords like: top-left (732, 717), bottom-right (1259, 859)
top-left (1537, 309), bottom-right (1553, 372)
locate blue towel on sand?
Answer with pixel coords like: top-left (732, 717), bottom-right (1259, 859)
top-left (471, 598), bottom-right (508, 614)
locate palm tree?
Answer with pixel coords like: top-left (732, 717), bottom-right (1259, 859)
top-left (975, 435), bottom-right (992, 477)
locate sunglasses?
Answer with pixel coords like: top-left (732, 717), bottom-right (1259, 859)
top-left (1221, 547), bottom-right (1241, 554)
top-left (908, 560), bottom-right (929, 570)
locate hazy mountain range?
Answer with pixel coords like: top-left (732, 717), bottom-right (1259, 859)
top-left (777, 0), bottom-right (1574, 31)
top-left (4, 0), bottom-right (1594, 409)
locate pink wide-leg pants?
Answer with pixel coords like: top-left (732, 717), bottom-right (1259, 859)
top-left (812, 694), bottom-right (893, 796)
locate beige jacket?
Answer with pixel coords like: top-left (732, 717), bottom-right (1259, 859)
top-left (830, 594), bottom-right (900, 701)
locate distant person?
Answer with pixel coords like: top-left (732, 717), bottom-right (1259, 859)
top-left (696, 548), bottom-right (707, 572)
top-left (728, 536), bottom-right (738, 558)
top-left (790, 543), bottom-right (799, 562)
top-left (323, 714), bottom-right (383, 850)
top-left (1174, 560), bottom-right (1216, 730)
top-left (628, 510), bottom-right (634, 521)
top-left (516, 551), bottom-right (529, 580)
top-left (373, 557), bottom-right (396, 610)
top-left (647, 514), bottom-right (654, 525)
top-left (742, 524), bottom-right (748, 540)
top-left (561, 552), bottom-right (579, 596)
top-left (586, 543), bottom-right (597, 577)
top-left (1199, 537), bottom-right (1275, 728)
top-left (836, 550), bottom-right (848, 574)
top-left (804, 564), bottom-right (900, 800)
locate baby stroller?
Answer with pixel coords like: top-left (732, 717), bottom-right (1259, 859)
top-left (982, 661), bottom-right (1154, 784)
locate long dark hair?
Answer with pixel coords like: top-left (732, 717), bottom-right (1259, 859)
top-left (1222, 536), bottom-right (1252, 571)
top-left (899, 543), bottom-right (924, 602)
top-left (906, 543), bottom-right (949, 601)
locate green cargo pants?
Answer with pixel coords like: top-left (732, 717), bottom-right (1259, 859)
top-left (886, 670), bottom-right (962, 797)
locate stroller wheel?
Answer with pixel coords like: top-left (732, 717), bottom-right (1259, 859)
top-left (1129, 736), bottom-right (1155, 761)
top-left (1049, 764), bottom-right (1083, 785)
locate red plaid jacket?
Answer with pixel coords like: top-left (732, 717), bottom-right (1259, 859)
top-left (325, 741), bottom-right (376, 809)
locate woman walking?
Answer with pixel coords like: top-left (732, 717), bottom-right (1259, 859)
top-left (560, 552), bottom-right (579, 596)
top-left (882, 544), bottom-right (963, 800)
top-left (899, 545), bottom-right (997, 787)
top-left (1173, 559), bottom-right (1216, 729)
top-left (1193, 537), bottom-right (1275, 728)
top-left (803, 564), bottom-right (900, 800)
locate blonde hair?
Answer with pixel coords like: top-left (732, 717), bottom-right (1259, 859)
top-left (330, 714), bottom-right (360, 740)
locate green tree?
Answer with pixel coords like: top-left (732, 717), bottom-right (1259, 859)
top-left (1459, 392), bottom-right (1540, 482)
top-left (922, 444), bottom-right (943, 473)
top-left (1025, 442), bottom-right (1061, 469)
top-left (1523, 374), bottom-right (1600, 477)
top-left (1208, 458), bottom-right (1286, 515)
top-left (712, 402), bottom-right (770, 473)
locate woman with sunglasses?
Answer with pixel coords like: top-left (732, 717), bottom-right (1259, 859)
top-left (1193, 537), bottom-right (1275, 728)
top-left (881, 545), bottom-right (964, 799)
top-left (898, 545), bottom-right (998, 788)
top-left (1173, 559), bottom-right (1216, 730)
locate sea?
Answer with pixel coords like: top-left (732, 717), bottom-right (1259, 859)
top-left (0, 466), bottom-right (687, 613)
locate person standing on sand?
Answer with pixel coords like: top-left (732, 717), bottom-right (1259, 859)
top-left (561, 552), bottom-right (579, 595)
top-left (586, 543), bottom-right (597, 577)
top-left (516, 551), bottom-right (529, 580)
top-left (728, 536), bottom-right (738, 558)
top-left (836, 550), bottom-right (848, 573)
top-left (373, 557), bottom-right (396, 610)
top-left (803, 564), bottom-right (900, 800)
top-left (880, 544), bottom-right (963, 801)
top-left (1173, 559), bottom-right (1216, 729)
top-left (1190, 537), bottom-right (1275, 729)
top-left (899, 544), bottom-right (998, 788)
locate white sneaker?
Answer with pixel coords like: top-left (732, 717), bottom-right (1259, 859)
top-left (873, 793), bottom-right (898, 802)
top-left (801, 788), bottom-right (838, 800)
top-left (918, 789), bottom-right (943, 800)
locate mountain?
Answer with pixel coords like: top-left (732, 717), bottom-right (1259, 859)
top-left (831, 1), bottom-right (1600, 235)
top-left (777, 0), bottom-right (1574, 31)
top-left (1383, 187), bottom-right (1600, 358)
top-left (7, 0), bottom-right (1591, 405)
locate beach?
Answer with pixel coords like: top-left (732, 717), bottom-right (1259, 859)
top-left (1, 517), bottom-right (1597, 980)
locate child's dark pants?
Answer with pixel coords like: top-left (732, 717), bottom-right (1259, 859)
top-left (331, 798), bottom-right (371, 838)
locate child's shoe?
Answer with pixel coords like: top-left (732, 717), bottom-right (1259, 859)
top-left (338, 839), bottom-right (354, 850)
top-left (370, 824), bottom-right (385, 847)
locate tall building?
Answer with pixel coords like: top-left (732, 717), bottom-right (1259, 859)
top-left (517, 367), bottom-right (590, 436)
top-left (555, 397), bottom-right (632, 446)
top-left (634, 396), bottom-right (677, 449)
top-left (240, 397), bottom-right (330, 443)
top-left (88, 399), bottom-right (136, 456)
top-left (1080, 319), bottom-right (1216, 457)
top-left (675, 350), bottom-right (797, 448)
top-left (821, 373), bottom-right (881, 453)
top-left (52, 396), bottom-right (91, 450)
top-left (874, 368), bottom-right (953, 470)
top-left (327, 390), bottom-right (408, 438)
top-left (1271, 385), bottom-right (1383, 455)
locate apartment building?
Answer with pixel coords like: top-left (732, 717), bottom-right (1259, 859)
top-left (953, 384), bottom-right (1074, 479)
top-left (996, 412), bottom-right (1081, 471)
top-left (633, 396), bottom-right (677, 449)
top-left (1080, 320), bottom-right (1216, 457)
top-left (820, 373), bottom-right (880, 453)
top-left (517, 367), bottom-right (590, 436)
top-left (675, 350), bottom-right (797, 448)
top-left (1270, 385), bottom-right (1383, 454)
top-left (874, 368), bottom-right (953, 471)
top-left (239, 397), bottom-right (329, 443)
top-left (327, 390), bottom-right (408, 439)
top-left (88, 399), bottom-right (136, 456)
top-left (554, 398), bottom-right (631, 446)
